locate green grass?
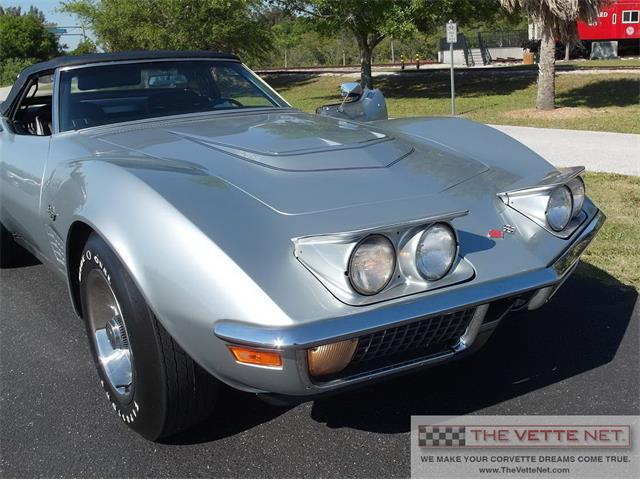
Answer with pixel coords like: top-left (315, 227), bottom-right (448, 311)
top-left (559, 58), bottom-right (640, 68)
top-left (266, 71), bottom-right (640, 133)
top-left (579, 173), bottom-right (640, 290)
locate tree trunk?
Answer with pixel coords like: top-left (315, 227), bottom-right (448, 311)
top-left (360, 45), bottom-right (373, 89)
top-left (536, 26), bottom-right (556, 110)
top-left (564, 43), bottom-right (570, 61)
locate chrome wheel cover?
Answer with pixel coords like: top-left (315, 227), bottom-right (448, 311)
top-left (86, 269), bottom-right (134, 402)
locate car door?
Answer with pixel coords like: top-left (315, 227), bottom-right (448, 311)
top-left (0, 75), bottom-right (53, 257)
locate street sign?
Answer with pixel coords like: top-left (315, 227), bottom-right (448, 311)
top-left (446, 21), bottom-right (457, 43)
top-left (47, 27), bottom-right (68, 34)
top-left (447, 20), bottom-right (457, 116)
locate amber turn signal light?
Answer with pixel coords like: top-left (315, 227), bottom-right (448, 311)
top-left (307, 339), bottom-right (358, 377)
top-left (228, 346), bottom-right (282, 368)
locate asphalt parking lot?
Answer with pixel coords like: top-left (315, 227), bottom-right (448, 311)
top-left (1, 251), bottom-right (638, 478)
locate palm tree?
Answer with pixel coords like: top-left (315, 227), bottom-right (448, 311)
top-left (500, 0), bottom-right (605, 110)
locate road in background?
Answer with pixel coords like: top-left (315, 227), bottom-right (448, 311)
top-left (492, 125), bottom-right (640, 176)
top-left (1, 257), bottom-right (638, 477)
top-left (0, 86), bottom-right (12, 100)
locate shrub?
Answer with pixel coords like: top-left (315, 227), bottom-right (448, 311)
top-left (0, 57), bottom-right (36, 86)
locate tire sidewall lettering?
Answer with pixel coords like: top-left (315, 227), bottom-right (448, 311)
top-left (80, 249), bottom-right (111, 284)
top-left (80, 246), bottom-right (134, 421)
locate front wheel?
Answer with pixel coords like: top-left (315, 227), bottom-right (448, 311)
top-left (78, 233), bottom-right (218, 440)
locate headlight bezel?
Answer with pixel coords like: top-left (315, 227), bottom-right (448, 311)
top-left (347, 234), bottom-right (397, 296)
top-left (497, 167), bottom-right (588, 238)
top-left (292, 211), bottom-right (474, 306)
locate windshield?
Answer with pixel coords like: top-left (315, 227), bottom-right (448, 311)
top-left (57, 60), bottom-right (287, 132)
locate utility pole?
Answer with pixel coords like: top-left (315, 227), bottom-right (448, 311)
top-left (390, 39), bottom-right (395, 64)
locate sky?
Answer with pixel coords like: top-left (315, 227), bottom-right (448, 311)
top-left (1, 0), bottom-right (91, 50)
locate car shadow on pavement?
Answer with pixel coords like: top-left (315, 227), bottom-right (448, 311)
top-left (166, 262), bottom-right (638, 444)
top-left (162, 384), bottom-right (291, 445)
top-left (1, 242), bottom-right (41, 268)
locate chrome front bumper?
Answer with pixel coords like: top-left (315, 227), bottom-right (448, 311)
top-left (212, 210), bottom-right (605, 396)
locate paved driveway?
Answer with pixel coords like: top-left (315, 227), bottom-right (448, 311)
top-left (493, 125), bottom-right (639, 176)
top-left (1, 253), bottom-right (637, 477)
top-left (0, 86), bottom-right (11, 101)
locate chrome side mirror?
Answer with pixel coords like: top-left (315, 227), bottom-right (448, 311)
top-left (337, 82), bottom-right (363, 113)
top-left (340, 82), bottom-right (363, 98)
top-left (316, 81), bottom-right (388, 122)
top-left (316, 87), bottom-right (388, 122)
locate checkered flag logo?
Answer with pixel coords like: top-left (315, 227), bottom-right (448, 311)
top-left (418, 426), bottom-right (466, 447)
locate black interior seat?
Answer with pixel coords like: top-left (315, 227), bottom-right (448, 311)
top-left (34, 105), bottom-right (52, 135)
top-left (147, 89), bottom-right (209, 115)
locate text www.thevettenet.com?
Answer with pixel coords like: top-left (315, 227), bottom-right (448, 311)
top-left (478, 466), bottom-right (571, 475)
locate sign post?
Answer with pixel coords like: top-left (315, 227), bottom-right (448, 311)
top-left (446, 20), bottom-right (457, 116)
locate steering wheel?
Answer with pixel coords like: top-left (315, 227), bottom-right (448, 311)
top-left (212, 97), bottom-right (244, 108)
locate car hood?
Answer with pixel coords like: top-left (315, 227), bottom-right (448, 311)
top-left (90, 110), bottom-right (490, 215)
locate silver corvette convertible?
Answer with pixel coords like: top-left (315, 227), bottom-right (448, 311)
top-left (0, 51), bottom-right (604, 440)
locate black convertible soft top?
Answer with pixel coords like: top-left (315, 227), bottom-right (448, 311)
top-left (0, 50), bottom-right (240, 117)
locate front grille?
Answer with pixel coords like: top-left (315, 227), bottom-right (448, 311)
top-left (314, 307), bottom-right (476, 381)
top-left (352, 308), bottom-right (475, 364)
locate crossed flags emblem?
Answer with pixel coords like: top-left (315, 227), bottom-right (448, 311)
top-left (418, 426), bottom-right (466, 447)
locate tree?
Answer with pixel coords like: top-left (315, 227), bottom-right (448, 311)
top-left (60, 0), bottom-right (274, 63)
top-left (71, 38), bottom-right (98, 55)
top-left (499, 0), bottom-right (604, 110)
top-left (259, 4), bottom-right (298, 67)
top-left (0, 6), bottom-right (60, 63)
top-left (0, 57), bottom-right (38, 86)
top-left (278, 0), bottom-right (505, 89)
top-left (277, 0), bottom-right (416, 88)
top-left (0, 5), bottom-right (45, 21)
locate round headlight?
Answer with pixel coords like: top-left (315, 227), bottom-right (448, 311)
top-left (546, 186), bottom-right (573, 231)
top-left (567, 176), bottom-right (585, 218)
top-left (348, 235), bottom-right (395, 296)
top-left (415, 223), bottom-right (457, 281)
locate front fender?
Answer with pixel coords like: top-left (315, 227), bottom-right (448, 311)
top-left (44, 158), bottom-right (291, 380)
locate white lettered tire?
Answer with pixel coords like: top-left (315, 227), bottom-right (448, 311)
top-left (78, 233), bottom-right (218, 440)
